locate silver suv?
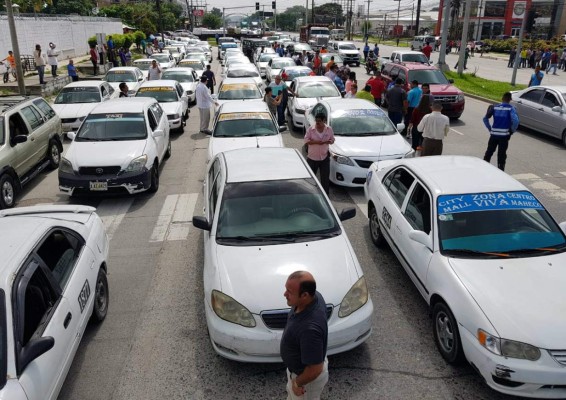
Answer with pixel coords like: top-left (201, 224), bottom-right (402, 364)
top-left (0, 96), bottom-right (63, 208)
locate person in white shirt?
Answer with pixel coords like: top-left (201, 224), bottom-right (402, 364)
top-left (344, 83), bottom-right (358, 98)
top-left (147, 60), bottom-right (161, 80)
top-left (47, 42), bottom-right (59, 77)
top-left (195, 75), bottom-right (218, 134)
top-left (417, 101), bottom-right (450, 156)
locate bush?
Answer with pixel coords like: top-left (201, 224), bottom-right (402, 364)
top-left (133, 30), bottom-right (146, 47)
top-left (87, 31), bottom-right (145, 50)
top-left (484, 37), bottom-right (566, 53)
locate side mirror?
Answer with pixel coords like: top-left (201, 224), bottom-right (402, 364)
top-left (559, 221), bottom-right (566, 235)
top-left (448, 79), bottom-right (455, 84)
top-left (19, 336), bottom-right (55, 373)
top-left (338, 207), bottom-right (356, 221)
top-left (12, 135), bottom-right (27, 145)
top-left (152, 129), bottom-right (164, 137)
top-left (279, 126), bottom-right (287, 132)
top-left (66, 132), bottom-right (76, 141)
top-left (408, 230), bottom-right (432, 250)
top-left (552, 106), bottom-right (563, 113)
top-left (192, 216), bottom-right (211, 231)
top-left (396, 123), bottom-right (405, 132)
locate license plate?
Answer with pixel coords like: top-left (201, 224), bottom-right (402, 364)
top-left (89, 181), bottom-right (108, 191)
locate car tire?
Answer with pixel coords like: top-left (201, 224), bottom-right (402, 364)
top-left (90, 268), bottom-right (109, 323)
top-left (165, 139), bottom-right (172, 159)
top-left (0, 174), bottom-right (16, 209)
top-left (148, 163), bottom-right (159, 193)
top-left (562, 129), bottom-right (566, 147)
top-left (432, 302), bottom-right (465, 365)
top-left (369, 205), bottom-right (386, 247)
top-left (47, 139), bottom-right (62, 170)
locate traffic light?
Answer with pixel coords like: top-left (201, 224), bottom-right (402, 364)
top-left (272, 1), bottom-right (276, 9)
top-left (256, 2), bottom-right (259, 11)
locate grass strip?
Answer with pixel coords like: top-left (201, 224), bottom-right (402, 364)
top-left (444, 71), bottom-right (527, 102)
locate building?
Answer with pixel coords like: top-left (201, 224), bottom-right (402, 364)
top-left (436, 0), bottom-right (566, 40)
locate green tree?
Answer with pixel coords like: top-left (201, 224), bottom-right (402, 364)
top-left (202, 13), bottom-right (222, 29)
top-left (210, 7), bottom-right (222, 17)
top-left (51, 0), bottom-right (95, 15)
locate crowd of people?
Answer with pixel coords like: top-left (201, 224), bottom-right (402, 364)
top-left (507, 46), bottom-right (566, 73)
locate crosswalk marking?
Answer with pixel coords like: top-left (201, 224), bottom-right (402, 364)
top-left (150, 193), bottom-right (198, 242)
top-left (512, 173), bottom-right (566, 204)
top-left (96, 198), bottom-right (134, 241)
top-left (511, 173), bottom-right (539, 180)
top-left (560, 172), bottom-right (566, 177)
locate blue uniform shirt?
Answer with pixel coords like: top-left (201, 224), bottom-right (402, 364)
top-left (483, 102), bottom-right (519, 136)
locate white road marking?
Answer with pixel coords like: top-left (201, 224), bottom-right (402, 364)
top-left (512, 173), bottom-right (539, 180)
top-left (450, 128), bottom-right (465, 136)
top-left (150, 194), bottom-right (199, 242)
top-left (97, 198), bottom-right (134, 241)
top-left (512, 173), bottom-right (566, 203)
top-left (560, 172), bottom-right (566, 177)
top-left (150, 195), bottom-right (178, 242)
top-left (348, 191), bottom-right (368, 219)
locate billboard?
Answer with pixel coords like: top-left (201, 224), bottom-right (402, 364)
top-left (193, 9), bottom-right (204, 17)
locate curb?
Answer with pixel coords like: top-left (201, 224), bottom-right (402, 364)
top-left (463, 92), bottom-right (498, 105)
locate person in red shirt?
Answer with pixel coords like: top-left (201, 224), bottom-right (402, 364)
top-left (313, 51), bottom-right (322, 75)
top-left (422, 42), bottom-right (433, 60)
top-left (89, 45), bottom-right (98, 76)
top-left (366, 70), bottom-right (386, 106)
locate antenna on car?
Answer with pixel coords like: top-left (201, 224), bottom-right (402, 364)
top-left (256, 137), bottom-right (260, 148)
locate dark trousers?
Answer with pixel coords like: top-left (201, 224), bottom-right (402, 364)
top-left (421, 137), bottom-right (443, 156)
top-left (388, 111), bottom-right (403, 126)
top-left (91, 59), bottom-right (98, 75)
top-left (307, 156), bottom-right (330, 194)
top-left (50, 65), bottom-right (57, 77)
top-left (36, 65), bottom-right (45, 84)
top-left (484, 135), bottom-right (510, 171)
top-left (411, 125), bottom-right (423, 150)
top-left (99, 52), bottom-right (104, 66)
top-left (403, 107), bottom-right (414, 134)
top-left (207, 83), bottom-right (214, 94)
top-left (277, 101), bottom-right (287, 126)
top-left (71, 75), bottom-right (78, 82)
top-left (374, 98), bottom-right (382, 107)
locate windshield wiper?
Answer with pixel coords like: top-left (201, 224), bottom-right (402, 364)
top-left (442, 248), bottom-right (510, 258)
top-left (217, 235), bottom-right (295, 242)
top-left (505, 245), bottom-right (566, 256)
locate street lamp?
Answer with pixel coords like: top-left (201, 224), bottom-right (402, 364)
top-left (394, 0), bottom-right (401, 46)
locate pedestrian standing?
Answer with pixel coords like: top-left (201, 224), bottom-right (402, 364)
top-left (304, 114), bottom-right (335, 194)
top-left (355, 84), bottom-right (374, 102)
top-left (421, 82), bottom-right (434, 101)
top-left (528, 65), bottom-right (544, 87)
top-left (313, 51), bottom-right (322, 75)
top-left (546, 49), bottom-right (559, 75)
top-left (541, 48), bottom-right (551, 70)
top-left (520, 48), bottom-right (527, 68)
top-left (89, 45), bottom-right (98, 76)
top-left (215, 33), bottom-right (219, 45)
top-left (118, 48), bottom-right (127, 67)
top-left (269, 75), bottom-right (294, 126)
top-left (507, 47), bottom-right (517, 68)
top-left (125, 48), bottom-right (132, 66)
top-left (482, 92), bottom-right (519, 171)
top-left (119, 82), bottom-right (129, 97)
top-left (408, 94), bottom-right (432, 151)
top-left (385, 78), bottom-right (408, 126)
top-left (34, 44), bottom-right (46, 84)
top-left (422, 42), bottom-right (433, 60)
top-left (373, 43), bottom-right (379, 57)
top-left (1, 51), bottom-right (17, 82)
top-left (345, 83), bottom-right (358, 98)
top-left (263, 87), bottom-right (281, 119)
top-left (281, 271), bottom-right (329, 400)
top-left (363, 42), bottom-right (370, 61)
top-left (147, 60), bottom-right (162, 80)
top-left (405, 80), bottom-right (422, 138)
top-left (202, 64), bottom-right (216, 94)
top-left (325, 56), bottom-right (335, 72)
top-left (366, 70), bottom-right (386, 106)
top-left (418, 101), bottom-right (450, 156)
top-left (345, 72), bottom-right (356, 94)
top-left (97, 42), bottom-right (105, 66)
top-left (47, 42), bottom-right (59, 77)
top-left (561, 48), bottom-right (566, 71)
top-left (196, 76), bottom-right (218, 134)
top-left (67, 59), bottom-right (78, 81)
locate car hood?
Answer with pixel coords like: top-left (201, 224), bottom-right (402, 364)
top-left (331, 133), bottom-right (411, 158)
top-left (208, 135), bottom-right (283, 160)
top-left (160, 102), bottom-right (182, 115)
top-left (449, 253), bottom-right (566, 348)
top-left (52, 103), bottom-right (98, 119)
top-left (340, 50), bottom-right (359, 55)
top-left (430, 83), bottom-right (462, 96)
top-left (270, 68), bottom-right (282, 76)
top-left (65, 140), bottom-right (148, 169)
top-left (215, 236), bottom-right (361, 311)
top-left (179, 82), bottom-right (197, 92)
top-left (258, 62), bottom-right (269, 69)
top-left (295, 96), bottom-right (340, 109)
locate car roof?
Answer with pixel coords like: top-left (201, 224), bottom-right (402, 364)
top-left (134, 58), bottom-right (154, 63)
top-left (295, 76), bottom-right (334, 83)
top-left (393, 156), bottom-right (527, 196)
top-left (283, 66), bottom-right (311, 71)
top-left (63, 81), bottom-right (107, 88)
top-left (163, 67), bottom-right (196, 73)
top-left (218, 100), bottom-right (270, 114)
top-left (394, 63), bottom-right (438, 71)
top-left (107, 67), bottom-right (140, 73)
top-left (220, 77), bottom-right (258, 85)
top-left (222, 148), bottom-right (311, 183)
top-left (138, 80), bottom-right (178, 88)
top-left (393, 50), bottom-right (426, 55)
top-left (90, 97), bottom-right (156, 113)
top-left (324, 98), bottom-right (385, 114)
top-left (523, 85), bottom-right (566, 92)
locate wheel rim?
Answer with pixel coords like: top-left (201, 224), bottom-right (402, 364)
top-left (436, 311), bottom-right (455, 353)
top-left (95, 277), bottom-right (107, 314)
top-left (2, 180), bottom-right (14, 206)
top-left (370, 210), bottom-right (380, 240)
top-left (51, 144), bottom-right (60, 164)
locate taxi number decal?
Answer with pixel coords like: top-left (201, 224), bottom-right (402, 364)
top-left (138, 87), bottom-right (174, 92)
top-left (218, 112), bottom-right (271, 121)
top-left (221, 84), bottom-right (254, 91)
top-left (382, 207), bottom-right (392, 230)
top-left (105, 114), bottom-right (123, 118)
top-left (110, 71), bottom-right (128, 74)
top-left (437, 191), bottom-right (543, 214)
top-left (78, 280), bottom-right (91, 313)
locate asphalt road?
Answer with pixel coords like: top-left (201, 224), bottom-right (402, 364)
top-left (15, 48), bottom-right (566, 400)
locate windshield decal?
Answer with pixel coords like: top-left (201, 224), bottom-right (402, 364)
top-left (138, 87), bottom-right (174, 92)
top-left (221, 84), bottom-right (256, 91)
top-left (333, 109), bottom-right (383, 118)
top-left (218, 112), bottom-right (271, 121)
top-left (438, 191), bottom-right (543, 215)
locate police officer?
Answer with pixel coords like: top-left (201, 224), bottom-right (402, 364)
top-left (482, 92), bottom-right (519, 171)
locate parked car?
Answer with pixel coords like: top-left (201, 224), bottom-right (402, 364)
top-left (287, 76), bottom-right (341, 130)
top-left (103, 67), bottom-right (145, 93)
top-left (214, 78), bottom-right (264, 109)
top-left (135, 80), bottom-right (189, 132)
top-left (265, 57), bottom-right (296, 83)
top-left (161, 67), bottom-right (199, 104)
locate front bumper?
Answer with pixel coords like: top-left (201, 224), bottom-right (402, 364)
top-left (330, 156), bottom-right (406, 187)
top-left (61, 120), bottom-right (82, 134)
top-left (342, 55), bottom-right (360, 65)
top-left (206, 297), bottom-right (373, 363)
top-left (439, 100), bottom-right (465, 118)
top-left (461, 327), bottom-right (566, 398)
top-left (58, 168), bottom-right (152, 195)
top-left (290, 108), bottom-right (306, 128)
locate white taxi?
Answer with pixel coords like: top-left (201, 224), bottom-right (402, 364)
top-left (132, 58), bottom-right (154, 73)
top-left (161, 67), bottom-right (199, 104)
top-left (150, 53), bottom-right (176, 70)
top-left (225, 64), bottom-right (265, 90)
top-left (0, 205), bottom-right (109, 400)
top-left (103, 67), bottom-right (145, 94)
top-left (287, 76), bottom-right (341, 130)
top-left (214, 78), bottom-right (263, 109)
top-left (58, 98), bottom-right (170, 196)
top-left (135, 80), bottom-right (189, 132)
top-left (192, 147), bottom-right (373, 362)
top-left (304, 99), bottom-right (413, 187)
top-left (364, 155), bottom-right (566, 398)
top-left (52, 81), bottom-right (118, 134)
top-left (207, 101), bottom-right (285, 160)
top-left (265, 57), bottom-right (296, 83)
top-left (178, 59), bottom-right (205, 72)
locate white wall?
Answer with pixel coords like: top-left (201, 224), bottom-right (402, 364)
top-left (0, 15), bottom-right (123, 60)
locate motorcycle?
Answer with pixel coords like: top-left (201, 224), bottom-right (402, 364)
top-left (365, 57), bottom-right (378, 74)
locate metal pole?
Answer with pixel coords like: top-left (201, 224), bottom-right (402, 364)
top-left (305, 0), bottom-right (308, 24)
top-left (5, 0), bottom-right (25, 95)
top-left (511, 3), bottom-right (529, 86)
top-left (156, 0), bottom-right (165, 42)
top-left (223, 7), bottom-right (226, 37)
top-left (365, 0), bottom-right (372, 39)
top-left (415, 0), bottom-right (422, 35)
top-left (395, 0), bottom-right (401, 46)
top-left (457, 0), bottom-right (472, 74)
top-left (311, 0), bottom-right (315, 23)
top-left (411, 2), bottom-right (414, 36)
top-left (437, 0), bottom-right (451, 71)
top-left (476, 0), bottom-right (482, 41)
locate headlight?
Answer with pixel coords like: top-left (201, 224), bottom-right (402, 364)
top-left (404, 149), bottom-right (415, 158)
top-left (331, 152), bottom-right (355, 166)
top-left (124, 154), bottom-right (148, 173)
top-left (211, 290), bottom-right (256, 327)
top-left (186, 90), bottom-right (193, 95)
top-left (477, 329), bottom-right (541, 361)
top-left (338, 276), bottom-right (369, 317)
top-left (59, 157), bottom-right (74, 174)
top-left (295, 107), bottom-right (305, 115)
top-left (457, 94), bottom-right (465, 102)
top-left (167, 113), bottom-right (180, 120)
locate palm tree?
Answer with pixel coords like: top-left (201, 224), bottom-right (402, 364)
top-left (449, 0), bottom-right (462, 33)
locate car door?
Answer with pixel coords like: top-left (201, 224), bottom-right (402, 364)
top-left (288, 79), bottom-right (298, 111)
top-left (513, 88), bottom-right (545, 128)
top-left (32, 99), bottom-right (60, 143)
top-left (149, 103), bottom-right (167, 160)
top-left (19, 105), bottom-right (48, 167)
top-left (176, 83), bottom-right (188, 115)
top-left (539, 89), bottom-right (565, 139)
top-left (394, 181), bottom-right (434, 297)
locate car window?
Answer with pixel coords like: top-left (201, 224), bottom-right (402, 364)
top-left (36, 230), bottom-right (83, 290)
top-left (311, 104), bottom-right (327, 119)
top-left (101, 86), bottom-right (108, 97)
top-left (32, 99), bottom-right (56, 119)
top-left (20, 106), bottom-right (44, 130)
top-left (385, 168), bottom-right (415, 208)
top-left (208, 158), bottom-right (221, 220)
top-left (150, 103), bottom-right (164, 122)
top-left (389, 66), bottom-right (400, 80)
top-left (542, 91), bottom-right (560, 108)
top-left (520, 89), bottom-right (544, 103)
top-left (404, 183), bottom-right (431, 234)
top-left (107, 84), bottom-right (115, 95)
top-left (8, 112), bottom-right (30, 140)
top-left (147, 109), bottom-right (158, 131)
top-left (176, 83), bottom-right (184, 97)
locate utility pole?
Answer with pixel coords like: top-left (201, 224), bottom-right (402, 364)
top-left (5, 0), bottom-right (25, 95)
top-left (305, 0), bottom-right (308, 24)
top-left (511, 2), bottom-right (529, 86)
top-left (411, 2), bottom-right (414, 35)
top-left (312, 0), bottom-right (315, 24)
top-left (476, 0), bottom-right (483, 41)
top-left (437, 0), bottom-right (451, 71)
top-left (415, 0), bottom-right (422, 35)
top-left (382, 14), bottom-right (387, 41)
top-left (365, 0), bottom-right (372, 40)
top-left (456, 0), bottom-right (472, 74)
top-left (394, 0), bottom-right (401, 46)
top-left (156, 0), bottom-right (165, 42)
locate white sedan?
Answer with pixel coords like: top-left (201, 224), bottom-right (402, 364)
top-left (265, 57), bottom-right (296, 83)
top-left (0, 205), bottom-right (109, 400)
top-left (192, 147), bottom-right (373, 362)
top-left (162, 67), bottom-right (199, 104)
top-left (214, 78), bottom-right (264, 109)
top-left (364, 155), bottom-right (566, 398)
top-left (103, 67), bottom-right (145, 93)
top-left (52, 81), bottom-right (118, 134)
top-left (304, 99), bottom-right (413, 187)
top-left (150, 53), bottom-right (176, 70)
top-left (255, 52), bottom-right (280, 78)
top-left (135, 80), bottom-right (189, 132)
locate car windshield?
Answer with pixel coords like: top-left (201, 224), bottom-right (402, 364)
top-left (55, 87), bottom-right (101, 104)
top-left (213, 113), bottom-right (277, 137)
top-left (180, 61), bottom-right (203, 70)
top-left (271, 59), bottom-right (295, 69)
top-left (284, 68), bottom-right (312, 80)
top-left (151, 55), bottom-right (170, 63)
top-left (105, 71), bottom-right (136, 83)
top-left (437, 191), bottom-right (566, 258)
top-left (227, 69), bottom-right (259, 78)
top-left (298, 82), bottom-right (340, 98)
top-left (75, 113), bottom-right (147, 141)
top-left (402, 54), bottom-right (430, 63)
top-left (339, 44), bottom-right (357, 50)
top-left (259, 54), bottom-right (278, 62)
top-left (331, 109), bottom-right (396, 136)
top-left (218, 84), bottom-right (262, 100)
top-left (216, 178), bottom-right (340, 245)
top-left (162, 71), bottom-right (194, 82)
top-left (294, 44), bottom-right (312, 52)
top-left (322, 54), bottom-right (343, 63)
top-left (408, 69), bottom-right (450, 84)
top-left (135, 87), bottom-right (178, 102)
top-left (134, 61), bottom-right (152, 71)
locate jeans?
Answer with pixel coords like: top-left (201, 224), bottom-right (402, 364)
top-left (307, 156), bottom-right (330, 194)
top-left (36, 65), bottom-right (45, 83)
top-left (51, 65), bottom-right (57, 77)
top-left (484, 135), bottom-right (510, 171)
top-left (388, 111), bottom-right (403, 126)
top-left (547, 63), bottom-right (558, 74)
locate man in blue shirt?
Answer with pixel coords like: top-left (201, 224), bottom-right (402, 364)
top-left (483, 92), bottom-right (519, 171)
top-left (404, 80), bottom-right (422, 137)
